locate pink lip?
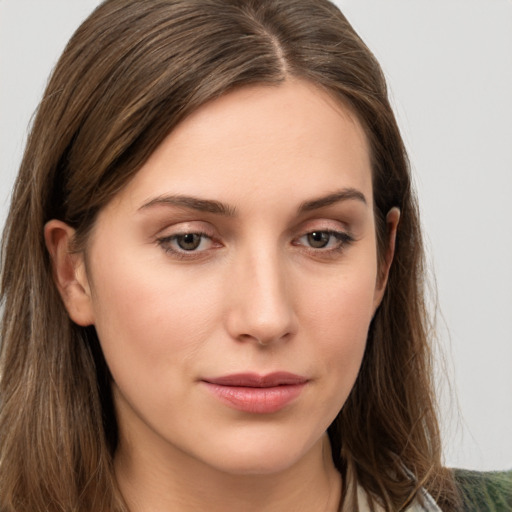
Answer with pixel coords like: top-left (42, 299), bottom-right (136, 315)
top-left (201, 372), bottom-right (308, 414)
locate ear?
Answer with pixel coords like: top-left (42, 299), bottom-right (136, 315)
top-left (44, 220), bottom-right (94, 326)
top-left (373, 207), bottom-right (400, 310)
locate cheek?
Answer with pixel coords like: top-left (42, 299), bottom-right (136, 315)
top-left (300, 256), bottom-right (378, 338)
top-left (88, 253), bottom-right (224, 389)
top-left (297, 261), bottom-right (378, 399)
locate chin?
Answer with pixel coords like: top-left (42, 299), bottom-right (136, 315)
top-left (202, 432), bottom-right (323, 477)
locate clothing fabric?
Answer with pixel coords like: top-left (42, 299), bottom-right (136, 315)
top-left (454, 469), bottom-right (512, 512)
top-left (356, 485), bottom-right (442, 512)
top-left (354, 469), bottom-right (512, 511)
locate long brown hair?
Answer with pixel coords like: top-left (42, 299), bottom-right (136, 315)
top-left (0, 0), bottom-right (459, 510)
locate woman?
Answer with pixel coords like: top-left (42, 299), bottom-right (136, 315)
top-left (0, 0), bottom-right (462, 510)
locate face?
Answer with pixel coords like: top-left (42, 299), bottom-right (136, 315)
top-left (61, 80), bottom-right (391, 477)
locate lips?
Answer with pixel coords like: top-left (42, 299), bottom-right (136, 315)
top-left (201, 372), bottom-right (308, 414)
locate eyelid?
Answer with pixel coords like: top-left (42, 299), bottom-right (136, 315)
top-left (293, 229), bottom-right (354, 247)
top-left (291, 218), bottom-right (356, 257)
top-left (154, 221), bottom-right (222, 259)
top-left (156, 232), bottom-right (222, 260)
top-left (296, 217), bottom-right (351, 232)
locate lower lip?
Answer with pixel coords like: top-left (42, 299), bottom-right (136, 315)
top-left (202, 382), bottom-right (306, 414)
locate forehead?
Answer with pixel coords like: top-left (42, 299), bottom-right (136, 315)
top-left (110, 79), bottom-right (373, 214)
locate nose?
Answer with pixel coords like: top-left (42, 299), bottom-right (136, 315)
top-left (225, 246), bottom-right (298, 346)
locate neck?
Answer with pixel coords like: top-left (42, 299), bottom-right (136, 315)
top-left (115, 434), bottom-right (341, 512)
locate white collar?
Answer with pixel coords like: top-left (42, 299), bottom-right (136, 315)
top-left (355, 484), bottom-right (443, 512)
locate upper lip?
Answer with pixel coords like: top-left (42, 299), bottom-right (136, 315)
top-left (203, 372), bottom-right (308, 388)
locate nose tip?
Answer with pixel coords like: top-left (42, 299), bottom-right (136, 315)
top-left (236, 314), bottom-right (294, 346)
top-left (225, 255), bottom-right (297, 346)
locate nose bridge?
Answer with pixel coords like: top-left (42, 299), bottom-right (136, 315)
top-left (227, 239), bottom-right (296, 345)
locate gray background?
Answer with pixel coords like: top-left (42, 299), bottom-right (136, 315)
top-left (0, 0), bottom-right (511, 470)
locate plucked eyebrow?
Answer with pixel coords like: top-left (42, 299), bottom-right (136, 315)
top-left (138, 195), bottom-right (237, 216)
top-left (138, 187), bottom-right (366, 217)
top-left (298, 188), bottom-right (367, 212)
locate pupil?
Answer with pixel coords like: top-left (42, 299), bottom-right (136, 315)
top-left (178, 234), bottom-right (201, 251)
top-left (308, 232), bottom-right (329, 248)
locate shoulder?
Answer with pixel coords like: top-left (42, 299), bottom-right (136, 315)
top-left (453, 468), bottom-right (512, 512)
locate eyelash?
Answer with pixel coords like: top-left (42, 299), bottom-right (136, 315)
top-left (293, 230), bottom-right (354, 255)
top-left (156, 231), bottom-right (217, 260)
top-left (156, 229), bottom-right (354, 260)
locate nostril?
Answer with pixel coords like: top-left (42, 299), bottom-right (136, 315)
top-left (235, 324), bottom-right (294, 347)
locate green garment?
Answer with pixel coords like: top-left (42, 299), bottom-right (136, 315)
top-left (454, 469), bottom-right (512, 512)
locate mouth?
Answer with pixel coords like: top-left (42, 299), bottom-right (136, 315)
top-left (201, 372), bottom-right (308, 414)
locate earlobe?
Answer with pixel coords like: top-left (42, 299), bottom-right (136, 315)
top-left (373, 207), bottom-right (400, 310)
top-left (44, 220), bottom-right (94, 326)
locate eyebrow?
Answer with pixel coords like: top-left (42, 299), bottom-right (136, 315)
top-left (298, 188), bottom-right (367, 212)
top-left (138, 187), bottom-right (367, 217)
top-left (139, 195), bottom-right (237, 216)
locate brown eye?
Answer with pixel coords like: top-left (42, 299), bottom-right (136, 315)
top-left (157, 230), bottom-right (219, 258)
top-left (307, 231), bottom-right (331, 248)
top-left (294, 229), bottom-right (354, 254)
top-left (176, 233), bottom-right (202, 251)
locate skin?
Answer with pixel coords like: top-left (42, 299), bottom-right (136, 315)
top-left (46, 80), bottom-right (399, 512)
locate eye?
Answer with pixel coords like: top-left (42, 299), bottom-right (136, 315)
top-left (175, 233), bottom-right (204, 251)
top-left (294, 230), bottom-right (353, 252)
top-left (157, 231), bottom-right (218, 257)
top-left (306, 231), bottom-right (332, 249)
